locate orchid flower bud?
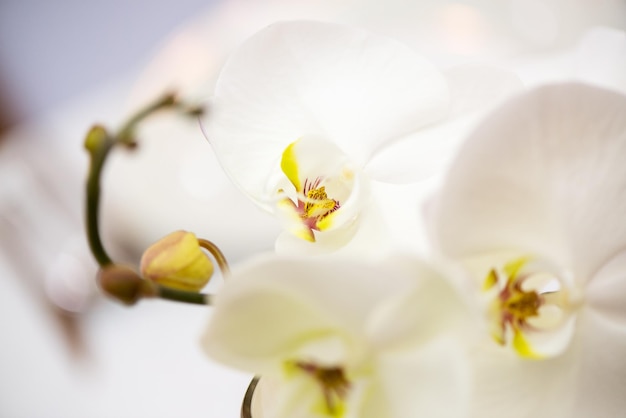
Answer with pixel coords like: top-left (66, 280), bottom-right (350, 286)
top-left (98, 264), bottom-right (153, 306)
top-left (140, 230), bottom-right (214, 292)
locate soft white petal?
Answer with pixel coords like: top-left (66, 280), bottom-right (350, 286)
top-left (364, 65), bottom-right (523, 184)
top-left (205, 282), bottom-right (345, 375)
top-left (570, 308), bottom-right (626, 417)
top-left (470, 307), bottom-right (626, 418)
top-left (364, 111), bottom-right (480, 184)
top-left (202, 20), bottom-right (448, 204)
top-left (351, 337), bottom-right (471, 418)
top-left (202, 254), bottom-right (416, 373)
top-left (468, 338), bottom-right (579, 418)
top-left (434, 83), bottom-right (626, 281)
top-left (366, 256), bottom-right (477, 351)
top-left (586, 249), bottom-right (626, 326)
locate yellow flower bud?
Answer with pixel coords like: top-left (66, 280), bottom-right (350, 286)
top-left (140, 230), bottom-right (214, 292)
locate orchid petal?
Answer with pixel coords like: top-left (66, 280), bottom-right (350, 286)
top-left (365, 257), bottom-right (475, 351)
top-left (352, 337), bottom-right (470, 418)
top-left (434, 83), bottom-right (626, 282)
top-left (586, 249), bottom-right (626, 325)
top-left (202, 255), bottom-right (416, 373)
top-left (363, 113), bottom-right (479, 184)
top-left (570, 308), bottom-right (626, 417)
top-left (470, 307), bottom-right (626, 418)
top-left (468, 341), bottom-right (578, 418)
top-left (364, 65), bottom-right (523, 184)
top-left (201, 20), bottom-right (448, 206)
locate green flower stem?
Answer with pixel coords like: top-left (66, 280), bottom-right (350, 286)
top-left (157, 285), bottom-right (212, 305)
top-left (85, 93), bottom-right (180, 267)
top-left (116, 93), bottom-right (177, 145)
top-left (85, 126), bottom-right (115, 266)
top-left (84, 92), bottom-right (216, 306)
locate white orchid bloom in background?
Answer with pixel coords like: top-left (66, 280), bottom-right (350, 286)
top-left (200, 20), bottom-right (447, 253)
top-left (106, 0), bottom-right (624, 263)
top-left (431, 83), bottom-right (626, 417)
top-left (202, 254), bottom-right (474, 418)
top-left (201, 20), bottom-right (520, 254)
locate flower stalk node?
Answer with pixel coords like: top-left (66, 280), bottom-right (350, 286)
top-left (97, 264), bottom-right (156, 306)
top-left (83, 92), bottom-right (212, 305)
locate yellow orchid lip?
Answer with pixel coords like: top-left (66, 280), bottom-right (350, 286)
top-left (482, 256), bottom-right (575, 359)
top-left (284, 360), bottom-right (351, 417)
top-left (276, 181), bottom-right (341, 242)
top-left (275, 138), bottom-right (358, 243)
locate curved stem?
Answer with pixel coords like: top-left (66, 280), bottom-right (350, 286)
top-left (85, 130), bottom-right (115, 266)
top-left (241, 376), bottom-right (260, 418)
top-left (198, 238), bottom-right (231, 278)
top-left (116, 93), bottom-right (177, 144)
top-left (84, 93), bottom-right (220, 307)
top-left (84, 93), bottom-right (183, 268)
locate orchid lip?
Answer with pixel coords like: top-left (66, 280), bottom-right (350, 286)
top-left (482, 256), bottom-right (579, 359)
top-left (293, 177), bottom-right (341, 228)
top-left (273, 137), bottom-right (366, 243)
top-left (287, 360), bottom-right (351, 417)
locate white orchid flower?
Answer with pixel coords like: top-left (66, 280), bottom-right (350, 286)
top-left (202, 254), bottom-right (473, 418)
top-left (200, 20), bottom-right (447, 253)
top-left (431, 83), bottom-right (626, 417)
top-left (200, 20), bottom-right (520, 254)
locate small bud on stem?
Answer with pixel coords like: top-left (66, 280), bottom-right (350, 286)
top-left (83, 93), bottom-right (224, 306)
top-left (141, 230), bottom-right (214, 292)
top-left (97, 264), bottom-right (156, 305)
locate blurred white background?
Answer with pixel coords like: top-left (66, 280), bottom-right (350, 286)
top-left (0, 0), bottom-right (624, 417)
